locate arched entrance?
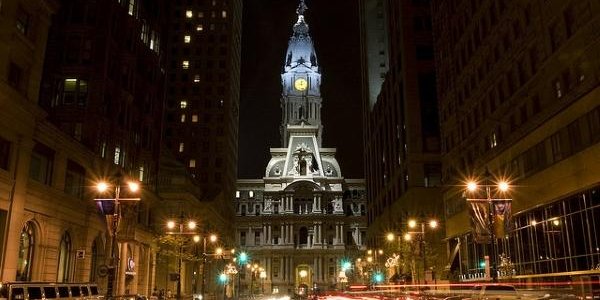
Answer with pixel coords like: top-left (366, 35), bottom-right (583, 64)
top-left (295, 265), bottom-right (312, 295)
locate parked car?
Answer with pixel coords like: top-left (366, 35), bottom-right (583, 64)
top-left (0, 282), bottom-right (102, 300)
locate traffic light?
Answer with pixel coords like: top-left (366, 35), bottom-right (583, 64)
top-left (341, 260), bottom-right (351, 271)
top-left (373, 272), bottom-right (384, 283)
top-left (239, 252), bottom-right (248, 264)
top-left (219, 273), bottom-right (228, 283)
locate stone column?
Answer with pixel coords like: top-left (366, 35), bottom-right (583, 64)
top-left (118, 242), bottom-right (128, 295)
top-left (280, 224), bottom-right (285, 244)
top-left (340, 224), bottom-right (344, 244)
top-left (132, 244), bottom-right (140, 294)
top-left (1, 138), bottom-right (33, 281)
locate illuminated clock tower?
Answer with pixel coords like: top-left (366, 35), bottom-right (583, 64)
top-left (280, 0), bottom-right (323, 146)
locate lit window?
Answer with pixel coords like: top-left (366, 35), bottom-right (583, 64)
top-left (194, 75), bottom-right (201, 83)
top-left (490, 132), bottom-right (498, 148)
top-left (186, 10), bottom-right (193, 18)
top-left (222, 10), bottom-right (227, 18)
top-left (180, 114), bottom-right (186, 123)
top-left (196, 24), bottom-right (204, 31)
top-left (198, 11), bottom-right (204, 18)
top-left (100, 141), bottom-right (107, 158)
top-left (128, 0), bottom-right (136, 16)
top-left (182, 61), bottom-right (189, 69)
top-left (114, 147), bottom-right (121, 165)
top-left (235, 191), bottom-right (240, 198)
top-left (179, 143), bottom-right (185, 152)
top-left (210, 24), bottom-right (215, 30)
top-left (212, 0), bottom-right (217, 6)
top-left (211, 11), bottom-right (216, 18)
top-left (249, 190), bottom-right (254, 198)
top-left (189, 159), bottom-right (196, 168)
top-left (184, 35), bottom-right (191, 43)
top-left (180, 100), bottom-right (188, 108)
top-left (138, 166), bottom-right (145, 182)
top-left (192, 115), bottom-right (198, 122)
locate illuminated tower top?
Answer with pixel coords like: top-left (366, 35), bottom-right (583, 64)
top-left (280, 0), bottom-right (323, 146)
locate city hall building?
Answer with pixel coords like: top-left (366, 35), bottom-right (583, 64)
top-left (234, 1), bottom-right (368, 295)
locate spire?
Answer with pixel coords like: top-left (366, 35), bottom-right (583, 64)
top-left (285, 0), bottom-right (317, 69)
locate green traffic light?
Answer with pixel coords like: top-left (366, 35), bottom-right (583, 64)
top-left (342, 261), bottom-right (351, 271)
top-left (239, 252), bottom-right (248, 263)
top-left (219, 273), bottom-right (228, 283)
top-left (480, 261), bottom-right (486, 268)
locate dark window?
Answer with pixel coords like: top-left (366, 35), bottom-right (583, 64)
top-left (11, 288), bottom-right (24, 300)
top-left (240, 231), bottom-right (246, 246)
top-left (90, 286), bottom-right (98, 295)
top-left (43, 287), bottom-right (57, 298)
top-left (70, 286), bottom-right (80, 297)
top-left (29, 143), bottom-right (54, 185)
top-left (27, 287), bottom-right (42, 300)
top-left (0, 136), bottom-right (10, 170)
top-left (8, 62), bottom-right (23, 90)
top-left (416, 45), bottom-right (434, 60)
top-left (65, 160), bottom-right (85, 199)
top-left (57, 287), bottom-right (69, 298)
top-left (15, 8), bottom-right (30, 35)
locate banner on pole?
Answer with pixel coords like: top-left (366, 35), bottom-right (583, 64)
top-left (493, 201), bottom-right (512, 237)
top-left (469, 201), bottom-right (490, 243)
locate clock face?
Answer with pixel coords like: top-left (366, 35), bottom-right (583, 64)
top-left (294, 78), bottom-right (308, 91)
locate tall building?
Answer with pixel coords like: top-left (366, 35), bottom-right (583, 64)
top-left (163, 0), bottom-right (242, 204)
top-left (31, 0), bottom-right (167, 294)
top-left (234, 1), bottom-right (367, 295)
top-left (359, 0), bottom-right (444, 273)
top-left (433, 0), bottom-right (600, 282)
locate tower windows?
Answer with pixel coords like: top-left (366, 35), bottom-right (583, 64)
top-left (180, 100), bottom-right (188, 108)
top-left (179, 143), bottom-right (184, 152)
top-left (189, 159), bottom-right (196, 168)
top-left (196, 24), bottom-right (204, 31)
top-left (184, 35), bottom-right (191, 43)
top-left (185, 10), bottom-right (193, 18)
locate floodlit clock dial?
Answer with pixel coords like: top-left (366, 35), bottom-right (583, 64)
top-left (294, 78), bottom-right (308, 91)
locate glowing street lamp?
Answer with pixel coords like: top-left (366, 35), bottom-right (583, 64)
top-left (464, 169), bottom-right (513, 282)
top-left (93, 175), bottom-right (141, 298)
top-left (405, 218), bottom-right (439, 285)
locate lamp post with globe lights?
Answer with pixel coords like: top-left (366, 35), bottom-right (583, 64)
top-left (94, 175), bottom-right (141, 299)
top-left (464, 169), bottom-right (512, 282)
top-left (165, 216), bottom-right (216, 300)
top-left (404, 219), bottom-right (438, 285)
top-left (200, 233), bottom-right (218, 300)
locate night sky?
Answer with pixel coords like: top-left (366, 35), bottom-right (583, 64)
top-left (238, 0), bottom-right (364, 179)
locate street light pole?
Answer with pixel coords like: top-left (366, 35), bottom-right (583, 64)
top-left (166, 215), bottom-right (205, 300)
top-left (466, 170), bottom-right (512, 283)
top-left (405, 219), bottom-right (438, 286)
top-left (201, 234), bottom-right (217, 300)
top-left (94, 176), bottom-right (140, 299)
